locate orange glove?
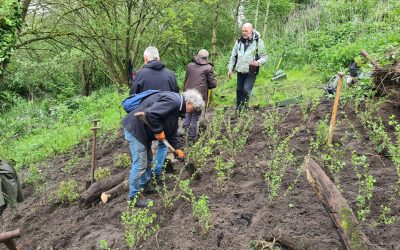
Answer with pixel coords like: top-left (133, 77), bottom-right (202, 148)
top-left (155, 131), bottom-right (165, 141)
top-left (175, 149), bottom-right (185, 159)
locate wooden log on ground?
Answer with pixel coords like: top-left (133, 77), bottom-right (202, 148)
top-left (79, 169), bottom-right (128, 207)
top-left (304, 157), bottom-right (380, 250)
top-left (0, 228), bottom-right (20, 250)
top-left (101, 179), bottom-right (129, 204)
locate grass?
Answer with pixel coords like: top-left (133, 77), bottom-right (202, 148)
top-left (0, 87), bottom-right (126, 170)
top-left (212, 65), bottom-right (324, 107)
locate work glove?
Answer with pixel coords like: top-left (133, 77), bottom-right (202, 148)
top-left (155, 131), bottom-right (165, 141)
top-left (175, 149), bottom-right (185, 159)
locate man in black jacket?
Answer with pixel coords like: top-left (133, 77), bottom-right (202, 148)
top-left (122, 90), bottom-right (204, 207)
top-left (130, 46), bottom-right (180, 181)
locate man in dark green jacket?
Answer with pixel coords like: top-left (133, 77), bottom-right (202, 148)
top-left (0, 160), bottom-right (24, 216)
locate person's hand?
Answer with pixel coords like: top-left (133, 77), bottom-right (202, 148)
top-left (155, 131), bottom-right (165, 141)
top-left (228, 69), bottom-right (232, 80)
top-left (250, 60), bottom-right (259, 66)
top-left (175, 149), bottom-right (185, 159)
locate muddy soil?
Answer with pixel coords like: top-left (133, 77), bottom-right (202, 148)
top-left (1, 99), bottom-right (399, 250)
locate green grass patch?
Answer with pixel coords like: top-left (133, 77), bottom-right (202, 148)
top-left (212, 66), bottom-right (324, 108)
top-left (0, 87), bottom-right (126, 170)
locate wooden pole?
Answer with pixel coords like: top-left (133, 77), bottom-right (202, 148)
top-left (327, 73), bottom-right (344, 145)
top-left (101, 179), bottom-right (129, 203)
top-left (304, 157), bottom-right (380, 250)
top-left (91, 119), bottom-right (100, 185)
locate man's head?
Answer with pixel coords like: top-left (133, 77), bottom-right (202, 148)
top-left (197, 49), bottom-right (209, 60)
top-left (242, 23), bottom-right (253, 39)
top-left (183, 89), bottom-right (205, 113)
top-left (143, 46), bottom-right (160, 64)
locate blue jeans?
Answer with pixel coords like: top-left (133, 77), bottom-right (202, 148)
top-left (124, 129), bottom-right (152, 199)
top-left (153, 141), bottom-right (167, 177)
top-left (183, 110), bottom-right (202, 141)
top-left (237, 72), bottom-right (256, 110)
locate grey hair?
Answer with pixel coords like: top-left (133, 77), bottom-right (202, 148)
top-left (183, 89), bottom-right (205, 111)
top-left (197, 49), bottom-right (209, 59)
top-left (143, 46), bottom-right (160, 61)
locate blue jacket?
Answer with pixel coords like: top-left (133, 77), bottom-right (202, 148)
top-left (130, 60), bottom-right (179, 95)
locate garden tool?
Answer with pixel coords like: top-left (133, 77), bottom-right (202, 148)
top-left (86, 119), bottom-right (100, 189)
top-left (272, 50), bottom-right (287, 81)
top-left (134, 112), bottom-right (177, 154)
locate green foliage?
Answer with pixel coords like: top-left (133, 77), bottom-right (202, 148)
top-left (24, 164), bottom-right (43, 188)
top-left (56, 180), bottom-right (80, 204)
top-left (351, 152), bottom-right (375, 221)
top-left (0, 87), bottom-right (124, 169)
top-left (311, 115), bottom-right (329, 151)
top-left (0, 0), bottom-right (22, 70)
top-left (94, 167), bottom-right (111, 181)
top-left (192, 195), bottom-right (212, 234)
top-left (379, 205), bottom-right (397, 225)
top-left (121, 199), bottom-right (159, 249)
top-left (214, 156), bottom-right (235, 185)
top-left (62, 155), bottom-right (80, 174)
top-left (114, 153), bottom-right (131, 169)
top-left (264, 128), bottom-right (299, 198)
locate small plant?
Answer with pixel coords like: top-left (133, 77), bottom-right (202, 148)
top-left (321, 145), bottom-right (346, 188)
top-left (312, 115), bottom-right (330, 152)
top-left (351, 152), bottom-right (375, 221)
top-left (214, 156), bottom-right (235, 185)
top-left (62, 155), bottom-right (80, 174)
top-left (114, 153), bottom-right (131, 169)
top-left (378, 205), bottom-right (397, 225)
top-left (56, 180), bottom-right (80, 204)
top-left (25, 164), bottom-right (43, 188)
top-left (99, 239), bottom-right (118, 250)
top-left (95, 167), bottom-right (111, 181)
top-left (264, 128), bottom-right (298, 198)
top-left (121, 198), bottom-right (159, 249)
top-left (192, 194), bottom-right (212, 233)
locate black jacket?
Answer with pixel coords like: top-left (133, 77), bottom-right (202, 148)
top-left (130, 60), bottom-right (179, 95)
top-left (122, 92), bottom-right (185, 149)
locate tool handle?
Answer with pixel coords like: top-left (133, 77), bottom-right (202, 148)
top-left (134, 112), bottom-right (177, 153)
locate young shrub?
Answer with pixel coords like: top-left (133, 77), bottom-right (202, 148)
top-left (94, 167), bottom-right (111, 181)
top-left (379, 205), bottom-right (397, 225)
top-left (62, 155), bottom-right (80, 174)
top-left (214, 156), bottom-right (235, 185)
top-left (121, 199), bottom-right (159, 248)
top-left (114, 153), bottom-right (131, 169)
top-left (25, 164), bottom-right (43, 188)
top-left (192, 195), bottom-right (212, 234)
top-left (351, 152), bottom-right (375, 221)
top-left (56, 180), bottom-right (80, 204)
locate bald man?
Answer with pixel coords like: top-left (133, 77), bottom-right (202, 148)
top-left (228, 23), bottom-right (267, 110)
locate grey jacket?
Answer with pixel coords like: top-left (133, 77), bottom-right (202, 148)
top-left (228, 30), bottom-right (267, 73)
top-left (0, 160), bottom-right (24, 208)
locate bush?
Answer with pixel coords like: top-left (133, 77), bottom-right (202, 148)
top-left (56, 180), bottom-right (80, 204)
top-left (94, 167), bottom-right (111, 181)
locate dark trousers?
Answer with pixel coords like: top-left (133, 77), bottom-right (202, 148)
top-left (183, 110), bottom-right (202, 141)
top-left (236, 72), bottom-right (256, 110)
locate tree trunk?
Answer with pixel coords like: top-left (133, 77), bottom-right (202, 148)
top-left (101, 179), bottom-right (129, 203)
top-left (254, 0), bottom-right (260, 29)
top-left (79, 169), bottom-right (129, 207)
top-left (262, 0), bottom-right (271, 38)
top-left (233, 0), bottom-right (242, 42)
top-left (304, 157), bottom-right (380, 250)
top-left (210, 2), bottom-right (220, 64)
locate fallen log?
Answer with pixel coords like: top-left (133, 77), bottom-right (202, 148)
top-left (0, 228), bottom-right (20, 250)
top-left (79, 169), bottom-right (128, 207)
top-left (101, 179), bottom-right (129, 204)
top-left (304, 157), bottom-right (380, 250)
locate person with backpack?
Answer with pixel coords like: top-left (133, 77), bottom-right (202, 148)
top-left (227, 23), bottom-right (267, 111)
top-left (129, 46), bottom-right (179, 183)
top-left (122, 89), bottom-right (204, 207)
top-left (183, 49), bottom-right (217, 142)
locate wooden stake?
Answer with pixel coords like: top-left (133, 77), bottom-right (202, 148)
top-left (304, 157), bottom-right (380, 250)
top-left (91, 119), bottom-right (100, 185)
top-left (327, 73), bottom-right (344, 145)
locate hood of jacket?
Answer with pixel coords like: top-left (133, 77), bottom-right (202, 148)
top-left (144, 60), bottom-right (165, 70)
top-left (192, 56), bottom-right (209, 65)
top-left (239, 30), bottom-right (260, 43)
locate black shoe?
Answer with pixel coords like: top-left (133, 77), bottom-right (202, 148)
top-left (143, 182), bottom-right (157, 194)
top-left (134, 197), bottom-right (152, 208)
